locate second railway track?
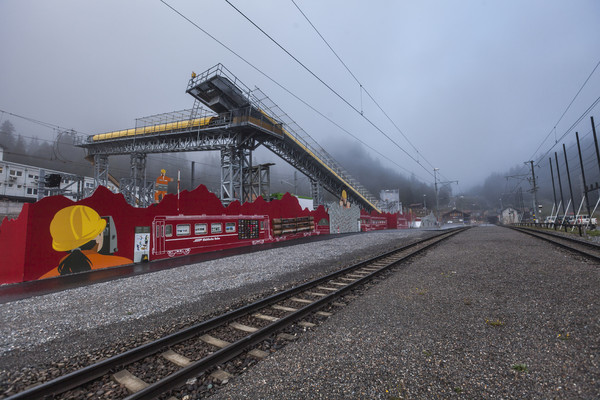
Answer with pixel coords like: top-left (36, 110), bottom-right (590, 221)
top-left (6, 227), bottom-right (468, 400)
top-left (511, 225), bottom-right (600, 261)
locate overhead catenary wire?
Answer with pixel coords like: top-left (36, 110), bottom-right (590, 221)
top-left (502, 58), bottom-right (600, 203)
top-left (508, 114), bottom-right (600, 203)
top-left (507, 98), bottom-right (600, 198)
top-left (222, 0), bottom-right (434, 179)
top-left (528, 58), bottom-right (600, 163)
top-left (0, 108), bottom-right (89, 135)
top-left (289, 0), bottom-right (438, 173)
top-left (534, 96), bottom-right (600, 167)
top-left (159, 0), bottom-right (431, 182)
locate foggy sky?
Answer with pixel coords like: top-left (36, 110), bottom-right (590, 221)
top-left (1, 0), bottom-right (599, 191)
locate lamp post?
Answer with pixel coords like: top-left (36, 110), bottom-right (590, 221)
top-left (423, 194), bottom-right (427, 211)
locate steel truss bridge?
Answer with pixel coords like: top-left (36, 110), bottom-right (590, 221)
top-left (78, 64), bottom-right (379, 212)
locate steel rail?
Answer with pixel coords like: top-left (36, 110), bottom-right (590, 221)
top-left (6, 228), bottom-right (466, 400)
top-left (509, 226), bottom-right (600, 262)
top-left (127, 227), bottom-right (467, 400)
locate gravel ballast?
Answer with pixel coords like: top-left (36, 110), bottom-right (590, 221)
top-left (0, 229), bottom-right (430, 373)
top-left (209, 226), bottom-right (600, 399)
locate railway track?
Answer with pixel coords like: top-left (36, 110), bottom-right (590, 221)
top-left (510, 225), bottom-right (600, 261)
top-left (6, 227), bottom-right (467, 400)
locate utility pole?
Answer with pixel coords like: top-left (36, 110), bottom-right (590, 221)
top-left (433, 168), bottom-right (458, 226)
top-left (434, 168), bottom-right (439, 226)
top-left (592, 116), bottom-right (600, 176)
top-left (526, 161), bottom-right (539, 221)
top-left (191, 161), bottom-right (195, 189)
top-left (555, 152), bottom-right (566, 216)
top-left (563, 143), bottom-right (577, 218)
top-left (549, 157), bottom-right (558, 215)
top-left (576, 132), bottom-right (592, 217)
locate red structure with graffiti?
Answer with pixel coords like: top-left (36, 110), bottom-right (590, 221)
top-left (0, 185), bottom-right (418, 284)
top-left (0, 185), bottom-right (328, 283)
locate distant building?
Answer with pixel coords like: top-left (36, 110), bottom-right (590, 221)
top-left (407, 203), bottom-right (428, 218)
top-left (500, 207), bottom-right (520, 225)
top-left (0, 150), bottom-right (115, 219)
top-left (379, 189), bottom-right (402, 213)
top-left (441, 209), bottom-right (470, 224)
top-left (420, 212), bottom-right (437, 228)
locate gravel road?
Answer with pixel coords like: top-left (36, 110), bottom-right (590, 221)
top-left (209, 226), bottom-right (600, 399)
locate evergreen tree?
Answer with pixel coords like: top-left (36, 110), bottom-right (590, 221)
top-left (0, 120), bottom-right (16, 150)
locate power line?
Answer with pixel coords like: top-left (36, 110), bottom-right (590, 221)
top-left (534, 96), bottom-right (600, 167)
top-left (222, 0), bottom-right (432, 177)
top-left (289, 0), bottom-right (437, 172)
top-left (528, 58), bottom-right (600, 163)
top-left (0, 108), bottom-right (89, 135)
top-left (159, 0), bottom-right (431, 182)
top-left (290, 0), bottom-right (360, 85)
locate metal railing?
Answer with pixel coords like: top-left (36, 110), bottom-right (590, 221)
top-left (189, 64), bottom-right (378, 207)
top-left (248, 87), bottom-right (378, 206)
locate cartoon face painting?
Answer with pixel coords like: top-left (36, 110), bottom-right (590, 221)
top-left (40, 205), bottom-right (132, 279)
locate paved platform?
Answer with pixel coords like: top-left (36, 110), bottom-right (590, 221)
top-left (210, 226), bottom-right (600, 399)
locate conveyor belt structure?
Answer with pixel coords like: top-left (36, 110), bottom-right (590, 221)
top-left (78, 64), bottom-right (379, 212)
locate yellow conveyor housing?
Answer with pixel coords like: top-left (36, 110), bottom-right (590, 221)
top-left (92, 117), bottom-right (214, 141)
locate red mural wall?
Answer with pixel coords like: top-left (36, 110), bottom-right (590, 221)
top-left (0, 185), bottom-right (329, 284)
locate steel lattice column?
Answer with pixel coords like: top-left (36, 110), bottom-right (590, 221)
top-left (311, 179), bottom-right (324, 210)
top-left (247, 163), bottom-right (273, 201)
top-left (221, 147), bottom-right (251, 205)
top-left (93, 154), bottom-right (110, 190)
top-left (120, 153), bottom-right (153, 207)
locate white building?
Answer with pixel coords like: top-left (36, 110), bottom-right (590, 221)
top-left (379, 189), bottom-right (402, 214)
top-left (500, 207), bottom-right (520, 225)
top-left (0, 148), bottom-right (115, 219)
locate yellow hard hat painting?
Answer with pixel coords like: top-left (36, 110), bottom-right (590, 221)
top-left (39, 204), bottom-right (132, 279)
top-left (50, 205), bottom-right (107, 251)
